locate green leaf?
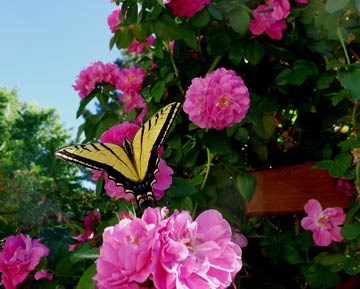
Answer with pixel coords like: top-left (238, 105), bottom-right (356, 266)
top-left (115, 27), bottom-right (134, 49)
top-left (313, 160), bottom-right (334, 170)
top-left (334, 152), bottom-right (352, 173)
top-left (73, 247), bottom-right (100, 260)
top-left (192, 9), bottom-right (211, 27)
top-left (151, 80), bottom-right (165, 102)
top-left (341, 223), bottom-right (360, 240)
top-left (171, 177), bottom-right (197, 197)
top-left (207, 31), bottom-right (230, 56)
top-left (338, 64), bottom-right (360, 101)
top-left (229, 44), bottom-right (245, 65)
top-left (76, 93), bottom-right (96, 118)
top-left (235, 172), bottom-right (256, 202)
top-left (245, 41), bottom-right (264, 65)
top-left (281, 244), bottom-right (304, 264)
top-left (207, 3), bottom-right (222, 20)
top-left (123, 2), bottom-right (138, 24)
top-left (302, 264), bottom-right (341, 288)
top-left (324, 0), bottom-right (351, 13)
top-left (276, 69), bottom-right (292, 86)
top-left (76, 264), bottom-right (97, 289)
top-left (228, 7), bottom-right (250, 35)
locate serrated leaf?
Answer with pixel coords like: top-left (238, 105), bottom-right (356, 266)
top-left (338, 64), bottom-right (360, 101)
top-left (324, 0), bottom-right (351, 13)
top-left (245, 41), bottom-right (264, 65)
top-left (235, 172), bottom-right (256, 202)
top-left (281, 244), bottom-right (304, 264)
top-left (151, 80), bottom-right (165, 102)
top-left (228, 7), bottom-right (250, 35)
top-left (76, 264), bottom-right (97, 289)
top-left (341, 223), bottom-right (360, 240)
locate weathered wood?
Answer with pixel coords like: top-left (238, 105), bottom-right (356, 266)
top-left (245, 162), bottom-right (351, 216)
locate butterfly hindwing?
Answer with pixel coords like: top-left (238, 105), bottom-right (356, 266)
top-left (55, 102), bottom-right (181, 204)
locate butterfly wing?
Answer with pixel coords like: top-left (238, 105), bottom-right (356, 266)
top-left (55, 142), bottom-right (140, 186)
top-left (130, 102), bottom-right (181, 201)
top-left (55, 102), bottom-right (181, 204)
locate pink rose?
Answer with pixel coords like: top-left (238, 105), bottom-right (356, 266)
top-left (34, 270), bottom-right (53, 281)
top-left (0, 234), bottom-right (49, 289)
top-left (301, 199), bottom-right (346, 246)
top-left (116, 67), bottom-right (146, 93)
top-left (183, 68), bottom-right (250, 130)
top-left (73, 61), bottom-right (120, 98)
top-left (249, 4), bottom-right (287, 40)
top-left (94, 207), bottom-right (168, 289)
top-left (152, 209), bottom-right (242, 289)
top-left (107, 7), bottom-right (121, 33)
top-left (164, 0), bottom-right (211, 17)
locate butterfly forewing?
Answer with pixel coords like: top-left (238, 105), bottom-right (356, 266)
top-left (55, 143), bottom-right (139, 182)
top-left (132, 102), bottom-right (181, 180)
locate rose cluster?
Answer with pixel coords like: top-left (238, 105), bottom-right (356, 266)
top-left (94, 207), bottom-right (242, 289)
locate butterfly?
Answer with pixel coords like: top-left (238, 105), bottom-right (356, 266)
top-left (55, 102), bottom-right (181, 205)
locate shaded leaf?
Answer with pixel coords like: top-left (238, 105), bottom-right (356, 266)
top-left (235, 172), bottom-right (256, 202)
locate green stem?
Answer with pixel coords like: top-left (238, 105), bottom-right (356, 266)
top-left (337, 21), bottom-right (350, 65)
top-left (200, 147), bottom-right (212, 190)
top-left (164, 41), bottom-right (185, 96)
top-left (207, 55), bottom-right (222, 75)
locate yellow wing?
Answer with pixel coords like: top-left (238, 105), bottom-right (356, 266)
top-left (55, 102), bottom-right (181, 204)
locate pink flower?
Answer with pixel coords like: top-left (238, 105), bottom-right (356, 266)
top-left (164, 0), bottom-right (211, 17)
top-left (73, 61), bottom-right (120, 98)
top-left (249, 4), bottom-right (287, 40)
top-left (152, 209), bottom-right (242, 289)
top-left (94, 207), bottom-right (241, 289)
top-left (0, 234), bottom-right (50, 289)
top-left (107, 7), bottom-right (121, 33)
top-left (183, 68), bottom-right (250, 130)
top-left (301, 199), bottom-right (346, 247)
top-left (116, 67), bottom-right (146, 93)
top-left (94, 207), bottom-right (168, 289)
top-left (118, 90), bottom-right (145, 114)
top-left (128, 40), bottom-right (146, 54)
top-left (34, 270), bottom-right (53, 281)
top-left (91, 122), bottom-right (173, 202)
top-left (269, 0), bottom-right (290, 20)
top-left (232, 232), bottom-right (248, 248)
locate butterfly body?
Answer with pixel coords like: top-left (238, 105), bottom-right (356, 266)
top-left (55, 102), bottom-right (181, 205)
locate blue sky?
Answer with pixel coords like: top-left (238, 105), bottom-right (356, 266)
top-left (0, 1), bottom-right (119, 138)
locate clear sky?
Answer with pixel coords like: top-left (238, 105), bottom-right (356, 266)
top-left (0, 1), bottom-right (119, 138)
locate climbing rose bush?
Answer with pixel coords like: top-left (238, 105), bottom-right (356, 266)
top-left (91, 122), bottom-right (173, 202)
top-left (0, 234), bottom-right (50, 289)
top-left (301, 199), bottom-right (346, 247)
top-left (183, 68), bottom-right (250, 130)
top-left (94, 207), bottom-right (242, 289)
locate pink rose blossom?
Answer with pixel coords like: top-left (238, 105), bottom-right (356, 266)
top-left (73, 61), bottom-right (120, 98)
top-left (94, 207), bottom-right (168, 289)
top-left (107, 7), bottom-right (121, 33)
top-left (34, 270), bottom-right (53, 281)
top-left (249, 4), bottom-right (287, 40)
top-left (0, 234), bottom-right (50, 289)
top-left (183, 68), bottom-right (250, 130)
top-left (232, 232), bottom-right (248, 248)
top-left (94, 207), bottom-right (241, 289)
top-left (116, 67), bottom-right (146, 93)
top-left (301, 199), bottom-right (346, 247)
top-left (91, 122), bottom-right (173, 202)
top-left (128, 40), bottom-right (146, 54)
top-left (164, 0), bottom-right (211, 17)
top-left (269, 0), bottom-right (290, 20)
top-left (152, 209), bottom-right (242, 289)
top-left (118, 90), bottom-right (146, 116)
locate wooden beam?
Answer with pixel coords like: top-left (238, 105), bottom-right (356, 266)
top-left (245, 162), bottom-right (351, 216)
